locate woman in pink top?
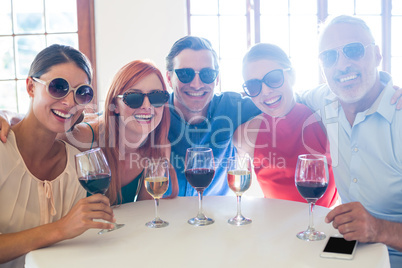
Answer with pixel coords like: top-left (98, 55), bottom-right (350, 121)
top-left (234, 43), bottom-right (338, 208)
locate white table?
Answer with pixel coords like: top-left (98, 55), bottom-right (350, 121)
top-left (25, 196), bottom-right (390, 268)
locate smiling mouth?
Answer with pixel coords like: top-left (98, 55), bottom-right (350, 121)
top-left (134, 114), bottom-right (154, 121)
top-left (185, 91), bottom-right (206, 97)
top-left (263, 95), bottom-right (281, 106)
top-left (52, 110), bottom-right (73, 119)
top-left (339, 74), bottom-right (358, 83)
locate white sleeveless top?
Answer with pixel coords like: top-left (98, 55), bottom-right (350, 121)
top-left (0, 130), bottom-right (86, 268)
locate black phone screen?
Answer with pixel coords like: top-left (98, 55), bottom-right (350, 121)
top-left (323, 237), bottom-right (357, 254)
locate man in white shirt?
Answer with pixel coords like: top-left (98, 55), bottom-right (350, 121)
top-left (301, 15), bottom-right (402, 267)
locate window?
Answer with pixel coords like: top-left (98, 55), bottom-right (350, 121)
top-left (0, 0), bottom-right (95, 113)
top-left (188, 0), bottom-right (399, 92)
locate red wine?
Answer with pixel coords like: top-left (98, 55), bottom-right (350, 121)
top-left (185, 168), bottom-right (215, 190)
top-left (296, 181), bottom-right (328, 201)
top-left (79, 174), bottom-right (111, 194)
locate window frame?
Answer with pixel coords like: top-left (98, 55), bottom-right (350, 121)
top-left (0, 0), bottom-right (97, 113)
top-left (187, 0), bottom-right (395, 91)
top-left (77, 0), bottom-right (97, 111)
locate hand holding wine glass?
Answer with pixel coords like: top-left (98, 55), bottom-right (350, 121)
top-left (295, 154), bottom-right (329, 241)
top-left (144, 158), bottom-right (170, 228)
top-left (184, 147), bottom-right (215, 226)
top-left (227, 154), bottom-right (252, 225)
top-left (75, 148), bottom-right (125, 234)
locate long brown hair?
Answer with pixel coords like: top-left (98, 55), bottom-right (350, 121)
top-left (102, 60), bottom-right (170, 204)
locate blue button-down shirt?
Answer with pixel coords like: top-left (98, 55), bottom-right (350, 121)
top-left (168, 91), bottom-right (260, 196)
top-left (301, 72), bottom-right (402, 266)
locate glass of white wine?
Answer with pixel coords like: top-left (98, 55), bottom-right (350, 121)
top-left (227, 154), bottom-right (252, 226)
top-left (144, 158), bottom-right (170, 228)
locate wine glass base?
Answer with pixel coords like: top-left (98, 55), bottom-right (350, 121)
top-left (98, 223), bottom-right (125, 235)
top-left (228, 216), bottom-right (252, 226)
top-left (146, 219), bottom-right (169, 228)
top-left (296, 230), bottom-right (326, 241)
top-left (188, 217), bottom-right (214, 226)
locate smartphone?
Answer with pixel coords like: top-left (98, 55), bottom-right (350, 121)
top-left (320, 236), bottom-right (358, 260)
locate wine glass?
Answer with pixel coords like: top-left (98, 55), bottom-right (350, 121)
top-left (144, 158), bottom-right (170, 228)
top-left (295, 154), bottom-right (329, 241)
top-left (184, 147), bottom-right (215, 226)
top-left (227, 154), bottom-right (252, 226)
top-left (75, 148), bottom-right (125, 235)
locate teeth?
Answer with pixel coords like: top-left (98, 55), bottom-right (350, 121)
top-left (263, 96), bottom-right (281, 105)
top-left (340, 75), bottom-right (357, 83)
top-left (135, 114), bottom-right (153, 120)
top-left (187, 91), bottom-right (204, 97)
top-left (53, 110), bottom-right (73, 119)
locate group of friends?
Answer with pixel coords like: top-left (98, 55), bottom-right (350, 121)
top-left (0, 15), bottom-right (401, 268)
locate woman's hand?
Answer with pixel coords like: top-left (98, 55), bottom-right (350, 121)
top-left (55, 194), bottom-right (115, 240)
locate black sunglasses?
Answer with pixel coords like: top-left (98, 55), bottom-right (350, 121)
top-left (116, 91), bottom-right (169, 109)
top-left (32, 77), bottom-right (94, 105)
top-left (174, 68), bottom-right (219, 84)
top-left (319, 42), bottom-right (374, 68)
top-left (242, 68), bottom-right (291, 97)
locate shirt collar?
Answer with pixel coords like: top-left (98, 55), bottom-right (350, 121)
top-left (368, 71), bottom-right (396, 123)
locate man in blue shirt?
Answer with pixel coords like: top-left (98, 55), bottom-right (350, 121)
top-left (165, 36), bottom-right (260, 196)
top-left (301, 15), bottom-right (402, 267)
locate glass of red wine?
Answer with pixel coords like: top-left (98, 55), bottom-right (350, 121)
top-left (75, 148), bottom-right (125, 234)
top-left (227, 154), bottom-right (252, 226)
top-left (144, 158), bottom-right (170, 228)
top-left (295, 154), bottom-right (329, 241)
top-left (184, 147), bottom-right (215, 226)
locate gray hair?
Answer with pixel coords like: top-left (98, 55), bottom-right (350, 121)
top-left (319, 15), bottom-right (376, 44)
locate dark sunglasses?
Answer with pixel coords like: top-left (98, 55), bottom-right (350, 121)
top-left (174, 68), bottom-right (219, 84)
top-left (32, 77), bottom-right (94, 105)
top-left (242, 68), bottom-right (291, 97)
top-left (319, 42), bottom-right (374, 68)
top-left (116, 91), bottom-right (169, 109)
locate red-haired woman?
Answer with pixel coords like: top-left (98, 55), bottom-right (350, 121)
top-left (63, 60), bottom-right (178, 204)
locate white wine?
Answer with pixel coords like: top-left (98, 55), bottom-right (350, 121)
top-left (144, 177), bottom-right (169, 199)
top-left (227, 170), bottom-right (251, 195)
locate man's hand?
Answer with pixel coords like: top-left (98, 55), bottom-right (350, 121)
top-left (325, 202), bottom-right (381, 243)
top-left (391, 85), bottom-right (402, 110)
top-left (0, 116), bottom-right (11, 143)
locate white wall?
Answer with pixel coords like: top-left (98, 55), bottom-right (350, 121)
top-left (94, 0), bottom-right (187, 106)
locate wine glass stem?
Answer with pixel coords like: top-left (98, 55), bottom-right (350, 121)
top-left (154, 198), bottom-right (160, 220)
top-left (236, 195), bottom-right (242, 217)
top-left (197, 190), bottom-right (204, 218)
top-left (308, 202), bottom-right (315, 231)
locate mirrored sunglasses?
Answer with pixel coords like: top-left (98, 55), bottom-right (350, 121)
top-left (32, 77), bottom-right (94, 105)
top-left (116, 91), bottom-right (169, 109)
top-left (174, 68), bottom-right (219, 84)
top-left (319, 42), bottom-right (374, 68)
top-left (242, 68), bottom-right (291, 97)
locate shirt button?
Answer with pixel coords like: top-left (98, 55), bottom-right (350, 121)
top-left (353, 147), bottom-right (359, 152)
top-left (353, 178), bottom-right (358, 183)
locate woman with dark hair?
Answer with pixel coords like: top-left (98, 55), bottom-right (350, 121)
top-left (0, 44), bottom-right (114, 267)
top-left (63, 59), bottom-right (178, 204)
top-left (234, 43), bottom-right (338, 207)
